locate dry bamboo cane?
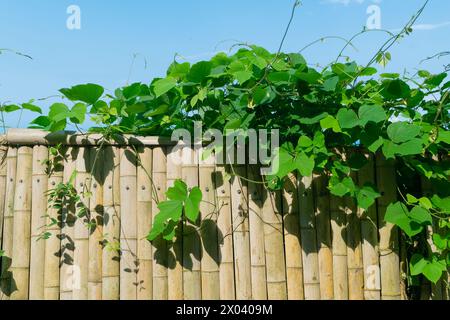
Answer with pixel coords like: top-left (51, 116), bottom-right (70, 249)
top-left (0, 147), bottom-right (7, 268)
top-left (102, 146), bottom-right (120, 300)
top-left (73, 147), bottom-right (91, 300)
top-left (119, 147), bottom-right (138, 300)
top-left (313, 174), bottom-right (334, 300)
top-left (0, 147), bottom-right (17, 300)
top-left (199, 149), bottom-right (220, 300)
top-left (247, 165), bottom-right (267, 300)
top-left (182, 145), bottom-right (202, 300)
top-left (329, 194), bottom-right (348, 300)
top-left (358, 154), bottom-right (381, 300)
top-left (215, 165), bottom-right (236, 300)
top-left (282, 173), bottom-right (305, 300)
top-left (29, 146), bottom-right (48, 299)
top-left (60, 147), bottom-right (76, 300)
top-left (151, 146), bottom-right (168, 300)
top-left (375, 153), bottom-right (401, 300)
top-left (10, 147), bottom-right (33, 300)
top-left (166, 145), bottom-right (183, 300)
top-left (298, 175), bottom-right (320, 299)
top-left (44, 150), bottom-right (63, 300)
top-left (88, 147), bottom-right (103, 300)
top-left (345, 171), bottom-right (364, 300)
top-left (136, 146), bottom-right (153, 300)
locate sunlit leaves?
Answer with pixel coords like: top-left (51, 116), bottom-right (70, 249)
top-left (60, 83), bottom-right (104, 105)
top-left (153, 77), bottom-right (177, 97)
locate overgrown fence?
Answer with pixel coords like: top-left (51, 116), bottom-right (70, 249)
top-left (0, 129), bottom-right (446, 300)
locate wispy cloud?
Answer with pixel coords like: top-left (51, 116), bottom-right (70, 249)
top-left (391, 21), bottom-right (450, 32)
top-left (322, 0), bottom-right (381, 5)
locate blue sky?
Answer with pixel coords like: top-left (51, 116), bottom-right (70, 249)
top-left (1, 0), bottom-right (449, 128)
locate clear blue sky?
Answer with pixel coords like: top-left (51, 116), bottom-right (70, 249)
top-left (1, 0), bottom-right (449, 128)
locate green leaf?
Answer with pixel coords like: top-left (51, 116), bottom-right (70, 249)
top-left (381, 79), bottom-right (410, 99)
top-left (358, 104), bottom-right (386, 126)
top-left (153, 77), bottom-right (177, 97)
top-left (423, 260), bottom-right (446, 284)
top-left (387, 122), bottom-right (421, 143)
top-left (144, 105), bottom-right (169, 118)
top-left (320, 115), bottom-right (341, 133)
top-left (409, 206), bottom-right (432, 225)
top-left (233, 70), bottom-right (253, 84)
top-left (297, 136), bottom-right (313, 148)
top-left (357, 183), bottom-right (381, 210)
top-left (188, 61), bottom-right (212, 83)
top-left (432, 234), bottom-right (448, 251)
top-left (323, 76), bottom-right (339, 92)
top-left (168, 62), bottom-right (190, 80)
top-left (385, 202), bottom-right (423, 237)
top-left (29, 116), bottom-right (51, 129)
top-left (336, 108), bottom-right (360, 129)
top-left (49, 103), bottom-right (70, 122)
top-left (60, 84), bottom-right (104, 105)
top-left (166, 180), bottom-right (188, 202)
top-left (295, 152), bottom-right (315, 177)
top-left (21, 103), bottom-right (42, 114)
top-left (298, 113), bottom-right (328, 125)
top-left (2, 104), bottom-right (20, 113)
top-left (329, 177), bottom-right (356, 197)
top-left (410, 254), bottom-right (428, 276)
top-left (185, 187), bottom-right (202, 223)
top-left (396, 138), bottom-right (423, 156)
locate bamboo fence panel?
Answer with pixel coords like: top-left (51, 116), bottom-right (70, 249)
top-left (119, 147), bottom-right (138, 300)
top-left (166, 145), bottom-right (183, 300)
top-left (0, 147), bottom-right (17, 300)
top-left (375, 153), bottom-right (401, 300)
top-left (298, 175), bottom-right (320, 300)
top-left (136, 146), bottom-right (153, 300)
top-left (29, 146), bottom-right (48, 299)
top-left (282, 173), bottom-right (304, 300)
top-left (102, 146), bottom-right (120, 300)
top-left (181, 145), bottom-right (201, 300)
top-left (10, 147), bottom-right (33, 300)
top-left (247, 166), bottom-right (267, 300)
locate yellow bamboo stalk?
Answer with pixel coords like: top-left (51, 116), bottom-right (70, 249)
top-left (137, 146), bottom-right (153, 300)
top-left (10, 147), bottom-right (33, 300)
top-left (199, 150), bottom-right (220, 300)
top-left (166, 145), bottom-right (183, 300)
top-left (247, 165), bottom-right (267, 300)
top-left (119, 147), bottom-right (138, 300)
top-left (215, 165), bottom-right (236, 300)
top-left (44, 150), bottom-right (63, 300)
top-left (182, 145), bottom-right (202, 300)
top-left (0, 147), bottom-right (17, 300)
top-left (313, 174), bottom-right (334, 300)
top-left (102, 146), bottom-right (120, 300)
top-left (29, 146), bottom-right (48, 299)
top-left (88, 147), bottom-right (103, 300)
top-left (375, 153), bottom-right (401, 300)
top-left (0, 147), bottom-right (6, 267)
top-left (60, 147), bottom-right (76, 300)
top-left (73, 147), bottom-right (91, 300)
top-left (358, 154), bottom-right (381, 300)
top-left (282, 173), bottom-right (304, 300)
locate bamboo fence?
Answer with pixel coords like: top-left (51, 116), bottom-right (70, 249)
top-left (0, 129), bottom-right (447, 300)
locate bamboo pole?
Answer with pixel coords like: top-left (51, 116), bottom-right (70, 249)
top-left (88, 147), bottom-right (103, 300)
top-left (182, 145), bottom-right (202, 300)
top-left (10, 147), bottom-right (33, 300)
top-left (137, 146), bottom-right (153, 300)
top-left (199, 150), bottom-right (220, 300)
top-left (73, 147), bottom-right (91, 300)
top-left (166, 145), bottom-right (183, 300)
top-left (102, 146), bottom-right (120, 300)
top-left (313, 174), bottom-right (334, 300)
top-left (215, 165), bottom-right (236, 300)
top-left (247, 166), bottom-right (267, 300)
top-left (152, 146), bottom-right (168, 300)
top-left (29, 146), bottom-right (48, 299)
top-left (282, 173), bottom-right (304, 300)
top-left (375, 153), bottom-right (401, 300)
top-left (0, 147), bottom-right (6, 268)
top-left (119, 147), bottom-right (138, 300)
top-left (60, 147), bottom-right (76, 300)
top-left (44, 150), bottom-right (63, 300)
top-left (0, 147), bottom-right (17, 300)
top-left (358, 154), bottom-right (381, 300)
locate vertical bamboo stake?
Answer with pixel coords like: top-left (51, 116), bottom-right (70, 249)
top-left (73, 147), bottom-right (90, 300)
top-left (376, 153), bottom-right (401, 300)
top-left (10, 146), bottom-right (33, 300)
top-left (329, 194), bottom-right (348, 300)
top-left (313, 174), bottom-right (334, 300)
top-left (151, 146), bottom-right (168, 300)
top-left (29, 146), bottom-right (48, 299)
top-left (88, 147), bottom-right (103, 300)
top-left (0, 147), bottom-right (17, 300)
top-left (44, 150), bottom-right (63, 300)
top-left (199, 150), bottom-right (220, 300)
top-left (358, 154), bottom-right (381, 300)
top-left (137, 147), bottom-right (153, 300)
top-left (215, 165), bottom-right (236, 300)
top-left (298, 175), bottom-right (320, 299)
top-left (167, 145), bottom-right (183, 300)
top-left (120, 147), bottom-right (137, 300)
top-left (60, 147), bottom-right (76, 300)
top-left (102, 146), bottom-right (120, 300)
top-left (282, 173), bottom-right (304, 300)
top-left (247, 166), bottom-right (267, 300)
top-left (0, 147), bottom-right (6, 264)
top-left (182, 145), bottom-right (202, 300)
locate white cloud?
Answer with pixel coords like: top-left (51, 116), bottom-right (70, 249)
top-left (391, 21), bottom-right (450, 32)
top-left (323, 0), bottom-right (381, 5)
